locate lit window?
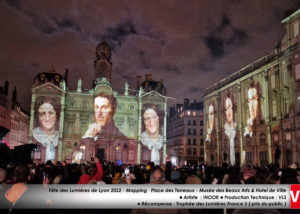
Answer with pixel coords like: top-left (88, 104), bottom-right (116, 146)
top-left (294, 21), bottom-right (299, 37)
top-left (187, 111), bottom-right (191, 116)
top-left (193, 111), bottom-right (196, 116)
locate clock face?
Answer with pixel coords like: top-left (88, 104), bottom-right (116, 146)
top-left (55, 75), bottom-right (60, 82)
top-left (40, 74), bottom-right (46, 81)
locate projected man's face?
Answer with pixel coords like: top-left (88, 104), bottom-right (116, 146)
top-left (225, 98), bottom-right (233, 124)
top-left (208, 104), bottom-right (214, 130)
top-left (38, 103), bottom-right (57, 132)
top-left (143, 108), bottom-right (159, 136)
top-left (248, 87), bottom-right (258, 120)
top-left (94, 96), bottom-right (113, 129)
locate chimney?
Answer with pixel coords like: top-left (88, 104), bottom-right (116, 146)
top-left (64, 68), bottom-right (69, 88)
top-left (4, 81), bottom-right (9, 95)
top-left (184, 98), bottom-right (189, 109)
top-left (136, 75), bottom-right (142, 89)
top-left (12, 86), bottom-right (17, 102)
top-left (145, 73), bottom-right (152, 81)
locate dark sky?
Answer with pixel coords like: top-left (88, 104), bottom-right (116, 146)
top-left (0, 0), bottom-right (299, 112)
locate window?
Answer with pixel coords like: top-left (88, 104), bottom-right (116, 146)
top-left (294, 21), bottom-right (299, 37)
top-left (193, 111), bottom-right (196, 116)
top-left (193, 120), bottom-right (196, 125)
top-left (295, 64), bottom-right (300, 80)
top-left (188, 128), bottom-right (191, 135)
top-left (187, 111), bottom-right (191, 116)
top-left (200, 120), bottom-right (203, 126)
top-left (69, 100), bottom-right (75, 107)
top-left (234, 138), bottom-right (239, 148)
top-left (286, 149), bottom-right (292, 166)
top-left (246, 152), bottom-right (253, 166)
top-left (284, 97), bottom-right (289, 116)
top-left (260, 151), bottom-right (267, 168)
top-left (200, 129), bottom-right (203, 136)
top-left (246, 136), bottom-right (251, 146)
top-left (272, 100), bottom-right (277, 118)
top-left (188, 120), bottom-right (191, 125)
top-left (210, 154), bottom-right (214, 162)
top-left (271, 74), bottom-right (276, 89)
top-left (188, 139), bottom-right (191, 145)
top-left (193, 148), bottom-right (197, 156)
top-left (193, 139), bottom-right (196, 145)
top-left (200, 139), bottom-right (204, 146)
top-left (200, 148), bottom-right (204, 155)
top-left (223, 153), bottom-right (228, 161)
top-left (117, 104), bottom-right (124, 110)
top-left (283, 69), bottom-right (288, 85)
top-left (193, 129), bottom-right (196, 135)
top-left (297, 93), bottom-right (300, 114)
top-left (260, 133), bottom-right (266, 144)
top-left (286, 132), bottom-right (291, 141)
top-left (273, 133), bottom-right (279, 142)
top-left (129, 104), bottom-right (135, 111)
top-left (187, 148), bottom-right (192, 156)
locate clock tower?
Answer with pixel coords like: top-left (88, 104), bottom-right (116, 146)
top-left (94, 41), bottom-right (112, 83)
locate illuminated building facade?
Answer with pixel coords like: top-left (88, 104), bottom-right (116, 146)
top-left (167, 99), bottom-right (204, 166)
top-left (0, 82), bottom-right (29, 149)
top-left (203, 9), bottom-right (300, 168)
top-left (29, 41), bottom-right (168, 164)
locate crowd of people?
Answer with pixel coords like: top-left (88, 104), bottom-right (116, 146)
top-left (0, 159), bottom-right (299, 214)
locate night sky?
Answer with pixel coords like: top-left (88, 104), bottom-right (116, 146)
top-left (1, 0), bottom-right (299, 112)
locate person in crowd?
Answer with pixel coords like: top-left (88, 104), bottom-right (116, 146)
top-left (77, 157), bottom-right (103, 184)
top-left (141, 104), bottom-right (164, 165)
top-left (33, 96), bottom-right (60, 162)
top-left (5, 165), bottom-right (28, 206)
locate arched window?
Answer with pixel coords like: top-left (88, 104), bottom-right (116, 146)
top-left (260, 133), bottom-right (266, 144)
top-left (234, 138), bottom-right (239, 148)
top-left (245, 136), bottom-right (251, 146)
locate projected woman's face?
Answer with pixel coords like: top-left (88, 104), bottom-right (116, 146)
top-left (208, 104), bottom-right (214, 130)
top-left (143, 108), bottom-right (159, 136)
top-left (225, 98), bottom-right (233, 123)
top-left (38, 103), bottom-right (57, 132)
top-left (248, 87), bottom-right (258, 121)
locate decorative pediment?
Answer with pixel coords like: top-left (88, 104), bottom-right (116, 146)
top-left (138, 90), bottom-right (167, 100)
top-left (32, 82), bottom-right (65, 94)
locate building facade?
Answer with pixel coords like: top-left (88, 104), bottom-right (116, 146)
top-left (167, 99), bottom-right (204, 166)
top-left (29, 41), bottom-right (168, 165)
top-left (0, 82), bottom-right (29, 149)
top-left (0, 81), bottom-right (10, 144)
top-left (203, 9), bottom-right (300, 168)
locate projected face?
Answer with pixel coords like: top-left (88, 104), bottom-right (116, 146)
top-left (225, 97), bottom-right (233, 124)
top-left (33, 96), bottom-right (60, 161)
top-left (143, 108), bottom-right (159, 137)
top-left (94, 96), bottom-right (113, 129)
top-left (38, 103), bottom-right (57, 132)
top-left (141, 104), bottom-right (164, 165)
top-left (248, 87), bottom-right (258, 120)
top-left (208, 104), bottom-right (214, 131)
